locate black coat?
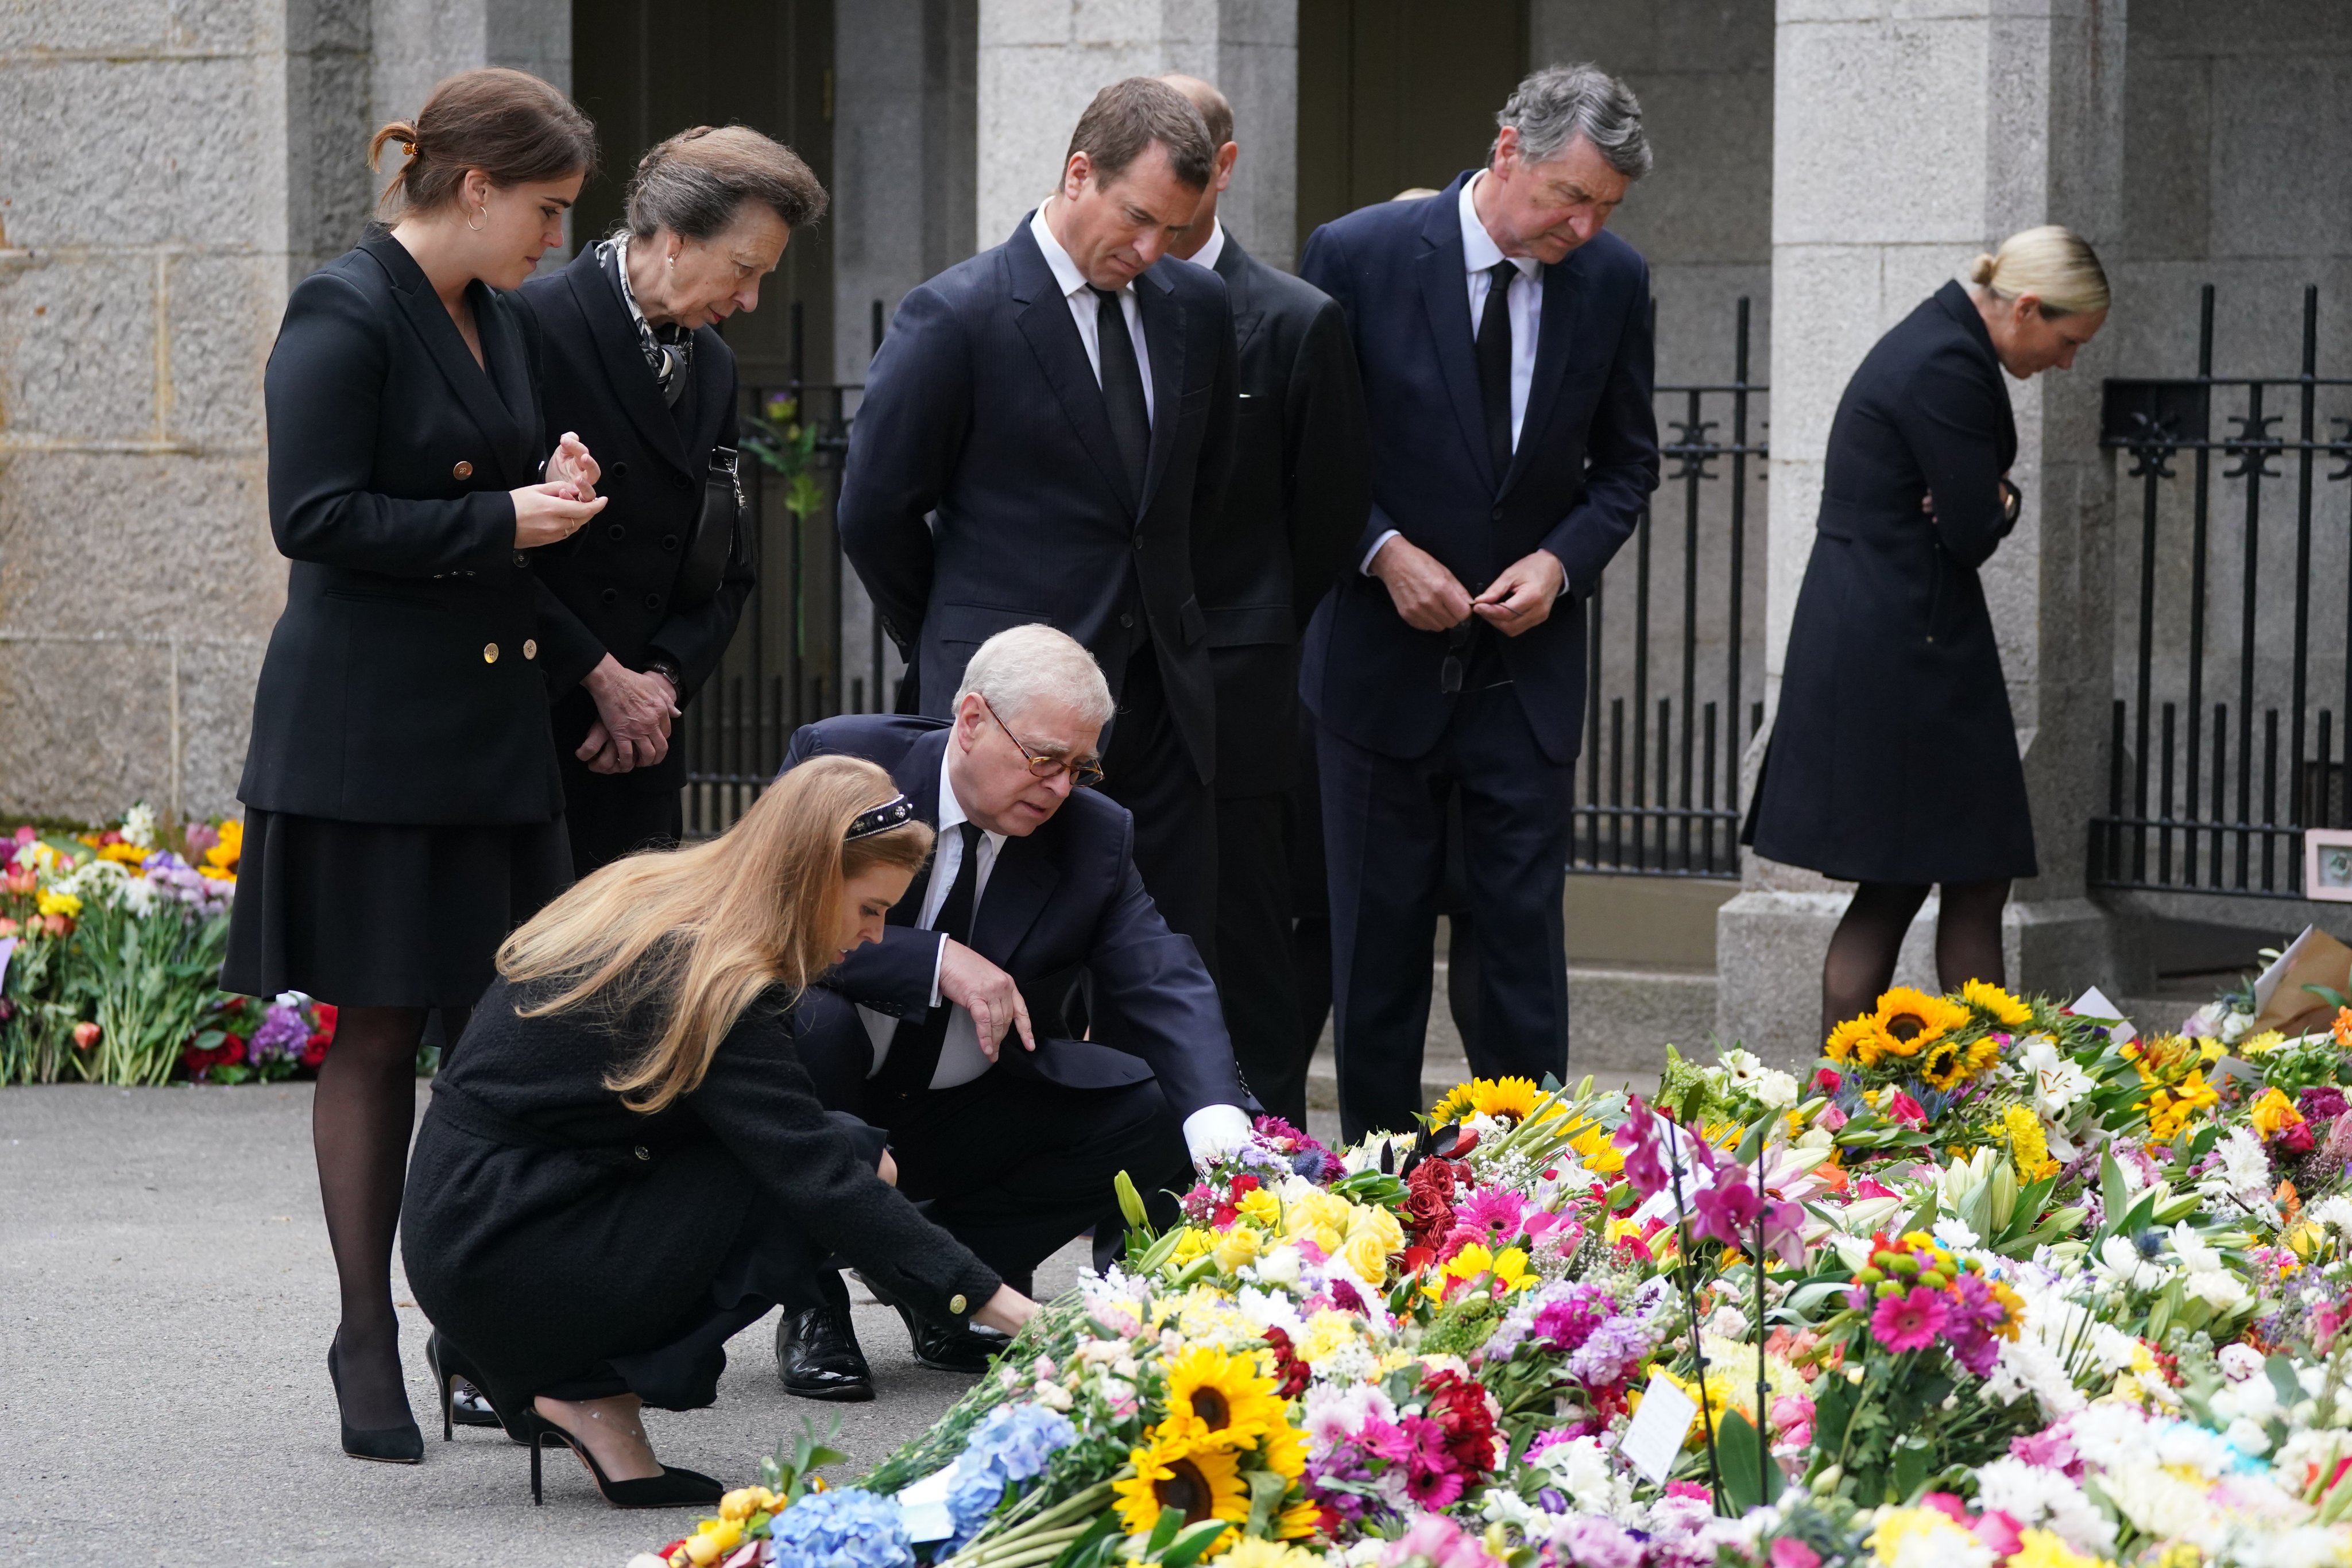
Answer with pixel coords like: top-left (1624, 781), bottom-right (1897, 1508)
top-left (837, 215), bottom-right (1237, 783)
top-left (514, 247), bottom-right (757, 797)
top-left (239, 233), bottom-right (568, 825)
top-left (1195, 233), bottom-right (1371, 798)
top-left (401, 975), bottom-right (1001, 1409)
top-left (1297, 175), bottom-right (1660, 765)
top-left (785, 715), bottom-right (1247, 1122)
top-left (1746, 281), bottom-right (2037, 884)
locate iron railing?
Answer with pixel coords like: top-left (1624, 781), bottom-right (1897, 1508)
top-left (678, 299), bottom-right (1772, 868)
top-left (2091, 285), bottom-right (2352, 897)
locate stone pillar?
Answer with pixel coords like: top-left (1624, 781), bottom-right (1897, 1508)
top-left (975, 0), bottom-right (1298, 266)
top-left (1716, 0), bottom-right (2133, 1063)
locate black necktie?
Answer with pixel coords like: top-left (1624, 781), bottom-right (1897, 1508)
top-left (1476, 259), bottom-right (1518, 484)
top-left (1091, 285), bottom-right (1151, 502)
top-left (875, 822), bottom-right (984, 1104)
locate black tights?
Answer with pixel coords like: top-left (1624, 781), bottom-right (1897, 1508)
top-left (1821, 880), bottom-right (2010, 1039)
top-left (315, 1004), bottom-right (467, 1428)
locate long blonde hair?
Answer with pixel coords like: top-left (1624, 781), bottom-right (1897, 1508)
top-left (497, 756), bottom-right (933, 1113)
top-left (1968, 226), bottom-right (2110, 318)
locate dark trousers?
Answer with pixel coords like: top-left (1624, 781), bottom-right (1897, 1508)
top-left (877, 1068), bottom-right (1187, 1296)
top-left (1101, 646), bottom-right (1218, 975)
top-left (559, 761), bottom-right (685, 879)
top-left (1216, 790), bottom-right (1305, 1126)
top-left (1320, 683), bottom-right (1571, 1140)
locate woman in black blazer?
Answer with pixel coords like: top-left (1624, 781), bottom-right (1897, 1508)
top-left (1746, 227), bottom-right (2109, 1036)
top-left (518, 126), bottom-right (827, 876)
top-left (222, 69), bottom-right (608, 1462)
top-left (403, 756), bottom-right (1035, 1508)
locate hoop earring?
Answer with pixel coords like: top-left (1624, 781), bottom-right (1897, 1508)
top-left (467, 206), bottom-right (486, 233)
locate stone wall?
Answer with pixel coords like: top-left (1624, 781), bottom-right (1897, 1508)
top-left (0, 0), bottom-right (566, 825)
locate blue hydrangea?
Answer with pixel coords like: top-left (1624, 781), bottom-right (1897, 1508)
top-left (941, 1403), bottom-right (1078, 1549)
top-left (765, 1486), bottom-right (914, 1568)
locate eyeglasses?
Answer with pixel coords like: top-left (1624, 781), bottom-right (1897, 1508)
top-left (982, 697), bottom-right (1105, 787)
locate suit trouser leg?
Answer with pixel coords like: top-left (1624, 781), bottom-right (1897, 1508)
top-left (1452, 686), bottom-right (1572, 1084)
top-left (1318, 722), bottom-right (1448, 1141)
top-left (559, 764), bottom-right (686, 879)
top-left (1101, 647), bottom-right (1218, 975)
top-left (1214, 789), bottom-right (1305, 1126)
top-left (1290, 709), bottom-right (1334, 1058)
top-left (881, 1069), bottom-right (1186, 1295)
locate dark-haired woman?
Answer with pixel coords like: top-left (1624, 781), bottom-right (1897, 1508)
top-left (403, 756), bottom-right (1035, 1507)
top-left (223, 66), bottom-right (606, 1463)
top-left (1746, 226), bottom-right (2110, 1036)
top-left (518, 125), bottom-right (829, 877)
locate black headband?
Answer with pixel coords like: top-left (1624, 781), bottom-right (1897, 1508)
top-left (845, 794), bottom-right (918, 841)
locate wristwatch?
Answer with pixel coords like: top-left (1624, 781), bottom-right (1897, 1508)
top-left (640, 651), bottom-right (685, 696)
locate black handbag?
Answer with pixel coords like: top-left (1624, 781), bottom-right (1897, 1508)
top-left (673, 444), bottom-right (742, 610)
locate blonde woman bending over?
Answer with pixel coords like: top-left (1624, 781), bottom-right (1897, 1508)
top-left (401, 757), bottom-right (1036, 1508)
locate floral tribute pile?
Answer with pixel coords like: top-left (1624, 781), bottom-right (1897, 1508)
top-left (639, 951), bottom-right (2352, 1568)
top-left (0, 804), bottom-right (336, 1086)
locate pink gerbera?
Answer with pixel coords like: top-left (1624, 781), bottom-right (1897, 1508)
top-left (1870, 1285), bottom-right (1950, 1353)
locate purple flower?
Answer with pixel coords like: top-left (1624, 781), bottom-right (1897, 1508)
top-left (1566, 1313), bottom-right (1649, 1387)
top-left (2301, 1087), bottom-right (2349, 1125)
top-left (249, 1004), bottom-right (310, 1066)
top-left (1556, 1516), bottom-right (1644, 1568)
top-left (1530, 1284), bottom-right (1611, 1354)
top-left (1690, 1174), bottom-right (1760, 1246)
top-left (1614, 1097), bottom-right (1668, 1198)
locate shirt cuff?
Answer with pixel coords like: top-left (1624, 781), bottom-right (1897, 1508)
top-left (927, 932), bottom-right (946, 1010)
top-left (1182, 1104), bottom-right (1256, 1167)
top-left (1360, 529), bottom-right (1401, 575)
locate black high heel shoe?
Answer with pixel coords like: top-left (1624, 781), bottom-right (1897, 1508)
top-left (515, 1407), bottom-right (724, 1509)
top-left (326, 1331), bottom-right (424, 1465)
top-left (425, 1330), bottom-right (525, 1444)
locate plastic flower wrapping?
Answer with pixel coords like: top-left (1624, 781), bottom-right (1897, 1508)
top-left (630, 940), bottom-right (2352, 1568)
top-left (0, 805), bottom-right (295, 1086)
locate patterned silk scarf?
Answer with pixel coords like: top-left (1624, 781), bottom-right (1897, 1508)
top-left (597, 234), bottom-right (694, 407)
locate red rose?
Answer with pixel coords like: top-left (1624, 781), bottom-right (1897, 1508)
top-left (1421, 1369), bottom-right (1498, 1476)
top-left (1229, 1174), bottom-right (1260, 1197)
top-left (312, 1002), bottom-right (338, 1040)
top-left (301, 1034), bottom-right (331, 1068)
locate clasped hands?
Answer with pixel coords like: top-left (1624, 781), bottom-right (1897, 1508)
top-left (577, 655), bottom-right (680, 774)
top-left (1369, 535), bottom-right (1564, 636)
top-left (513, 431), bottom-right (607, 548)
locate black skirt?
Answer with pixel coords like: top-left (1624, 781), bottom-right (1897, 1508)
top-left (220, 809), bottom-right (573, 1008)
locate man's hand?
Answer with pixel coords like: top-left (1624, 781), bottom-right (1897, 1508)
top-left (578, 655), bottom-right (679, 772)
top-left (938, 938), bottom-right (1035, 1060)
top-left (1471, 548), bottom-right (1566, 637)
top-left (1369, 535), bottom-right (1474, 632)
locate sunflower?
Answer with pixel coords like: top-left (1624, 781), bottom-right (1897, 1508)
top-left (1918, 1031), bottom-right (2002, 1091)
top-left (1469, 1076), bottom-right (1540, 1122)
top-left (1961, 978), bottom-right (2033, 1028)
top-left (1566, 1119), bottom-right (1624, 1176)
top-left (1112, 1426), bottom-right (1250, 1547)
top-left (1869, 987), bottom-right (1969, 1059)
top-left (1429, 1081), bottom-right (1480, 1123)
top-left (1258, 1418), bottom-right (1310, 1481)
top-left (1824, 1015), bottom-right (1881, 1067)
top-left (1158, 1345), bottom-right (1287, 1450)
top-left (1273, 1499), bottom-right (1325, 1541)
top-left (1224, 1541), bottom-right (1325, 1568)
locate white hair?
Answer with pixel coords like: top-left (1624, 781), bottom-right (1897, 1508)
top-left (1493, 63), bottom-right (1651, 180)
top-left (953, 624), bottom-right (1115, 729)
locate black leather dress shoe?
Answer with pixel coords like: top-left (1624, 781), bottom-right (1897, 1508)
top-left (883, 1296), bottom-right (1013, 1375)
top-left (775, 1304), bottom-right (875, 1401)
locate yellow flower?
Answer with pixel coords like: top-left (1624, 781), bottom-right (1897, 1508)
top-left (1223, 1540), bottom-right (1324, 1568)
top-left (2142, 1069), bottom-right (2220, 1142)
top-left (1272, 1500), bottom-right (1324, 1542)
top-left (35, 888), bottom-right (80, 919)
top-left (1236, 1188), bottom-right (1283, 1229)
top-left (1112, 1426), bottom-right (1249, 1550)
top-left (1158, 1345), bottom-right (1286, 1451)
top-left (202, 818), bottom-right (242, 881)
top-left (2239, 1029), bottom-right (2285, 1058)
top-left (1867, 1507), bottom-right (1986, 1566)
top-left (1647, 1364), bottom-right (1754, 1443)
top-left (1566, 1120), bottom-right (1624, 1176)
top-left (1824, 1015), bottom-right (1878, 1065)
top-left (1282, 1189), bottom-right (1352, 1241)
top-left (2003, 1104), bottom-right (2060, 1181)
top-left (1869, 987), bottom-right (1970, 1060)
top-left (1424, 1242), bottom-right (1536, 1300)
top-left (1918, 1033), bottom-right (1976, 1091)
top-left (2250, 1086), bottom-right (2307, 1140)
top-left (1429, 1081), bottom-right (1480, 1123)
top-left (1213, 1226), bottom-right (1263, 1275)
top-left (718, 1486), bottom-right (779, 1522)
top-left (1170, 1227), bottom-right (1212, 1264)
top-left (681, 1518), bottom-right (743, 1567)
top-left (1962, 978), bottom-right (2034, 1028)
top-left (1469, 1076), bottom-right (1539, 1122)
top-left (96, 841), bottom-right (147, 866)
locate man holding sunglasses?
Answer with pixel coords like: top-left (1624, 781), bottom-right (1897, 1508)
top-left (771, 625), bottom-right (1250, 1398)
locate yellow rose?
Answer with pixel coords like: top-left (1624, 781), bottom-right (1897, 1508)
top-left (1213, 1225), bottom-right (1262, 1274)
top-left (1284, 1189), bottom-right (1351, 1240)
top-left (1339, 1228), bottom-right (1392, 1283)
top-left (683, 1519), bottom-right (743, 1566)
top-left (1236, 1187), bottom-right (1282, 1228)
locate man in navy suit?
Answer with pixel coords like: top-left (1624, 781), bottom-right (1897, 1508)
top-left (838, 78), bottom-right (1237, 967)
top-left (1299, 64), bottom-right (1661, 1140)
top-left (773, 625), bottom-right (1252, 1395)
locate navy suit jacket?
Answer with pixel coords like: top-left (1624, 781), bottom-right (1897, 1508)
top-left (783, 715), bottom-right (1244, 1121)
top-left (836, 215), bottom-right (1237, 783)
top-left (1297, 174), bottom-right (1661, 764)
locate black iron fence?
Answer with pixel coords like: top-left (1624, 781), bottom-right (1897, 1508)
top-left (678, 299), bottom-right (1771, 869)
top-left (2091, 285), bottom-right (2352, 898)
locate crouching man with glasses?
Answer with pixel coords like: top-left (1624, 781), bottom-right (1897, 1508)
top-left (770, 624), bottom-right (1252, 1397)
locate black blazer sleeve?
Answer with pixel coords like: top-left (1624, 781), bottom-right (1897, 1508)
top-left (1542, 258), bottom-right (1658, 598)
top-left (1285, 297), bottom-right (1374, 622)
top-left (837, 284), bottom-right (972, 653)
top-left (266, 270), bottom-right (517, 578)
top-left (691, 1002), bottom-right (1001, 1321)
top-left (646, 390), bottom-right (756, 695)
top-left (1895, 344), bottom-right (2014, 571)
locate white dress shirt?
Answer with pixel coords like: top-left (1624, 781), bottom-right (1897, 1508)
top-left (1030, 204), bottom-right (1155, 426)
top-left (1361, 171), bottom-right (1546, 576)
top-left (855, 742), bottom-right (1255, 1166)
top-left (1180, 216), bottom-right (1227, 274)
